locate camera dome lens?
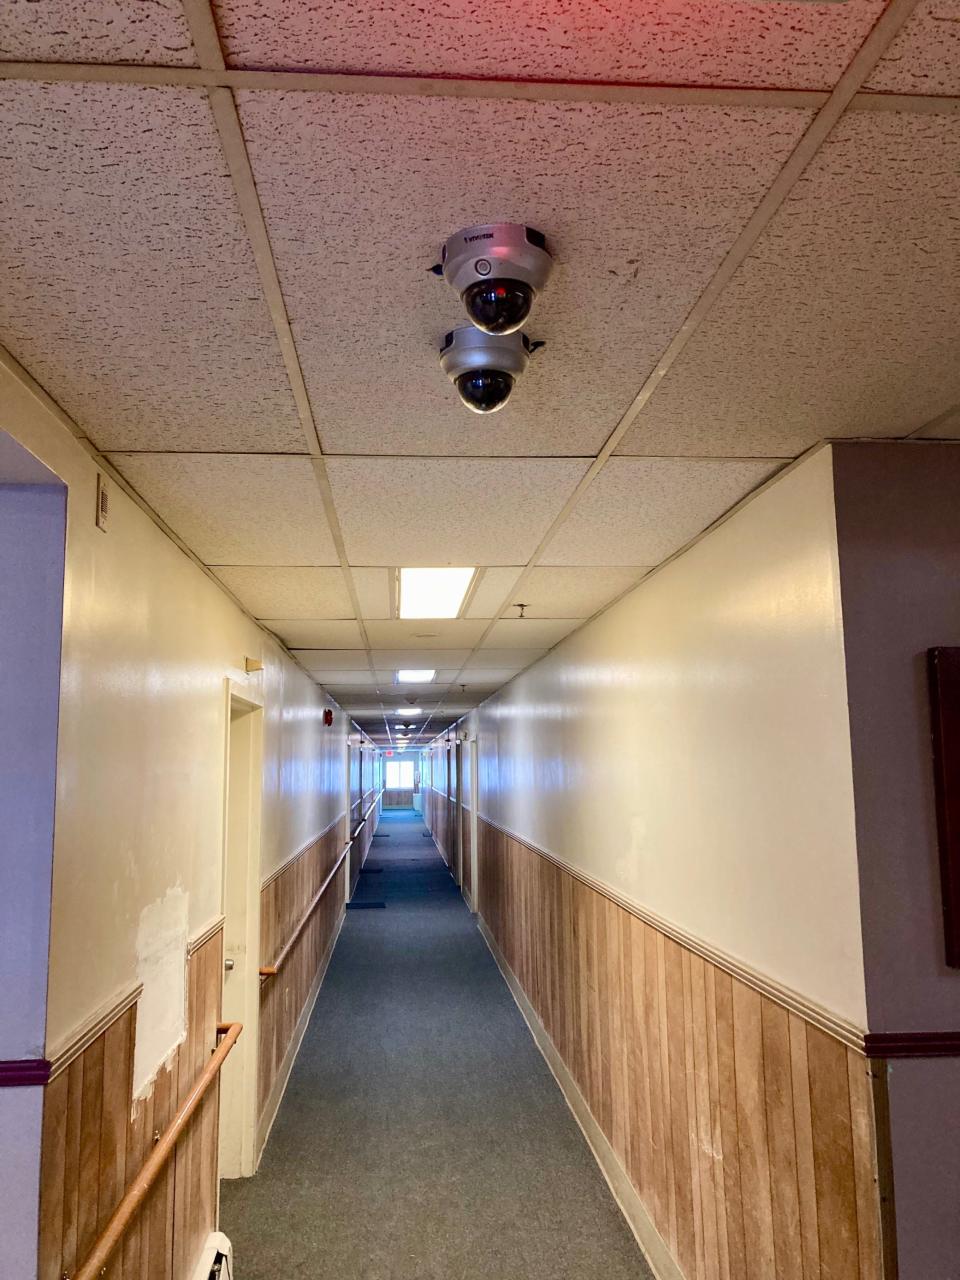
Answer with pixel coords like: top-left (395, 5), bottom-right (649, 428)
top-left (462, 279), bottom-right (534, 335)
top-left (455, 369), bottom-right (514, 414)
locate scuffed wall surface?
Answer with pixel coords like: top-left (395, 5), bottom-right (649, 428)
top-left (0, 366), bottom-right (348, 1071)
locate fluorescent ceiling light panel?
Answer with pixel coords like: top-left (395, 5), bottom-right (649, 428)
top-left (399, 567), bottom-right (475, 619)
top-left (396, 707), bottom-right (422, 715)
top-left (397, 669), bottom-right (436, 682)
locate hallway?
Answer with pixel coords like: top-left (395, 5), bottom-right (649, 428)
top-left (220, 809), bottom-right (652, 1280)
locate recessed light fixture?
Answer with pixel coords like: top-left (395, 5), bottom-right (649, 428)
top-left (397, 669), bottom-right (436, 683)
top-left (399, 567), bottom-right (475, 619)
top-left (396, 707), bottom-right (422, 715)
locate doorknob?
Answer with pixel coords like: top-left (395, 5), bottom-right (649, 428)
top-left (224, 958), bottom-right (235, 971)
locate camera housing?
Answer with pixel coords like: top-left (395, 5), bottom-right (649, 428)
top-left (440, 223), bottom-right (552, 334)
top-left (439, 326), bottom-right (532, 414)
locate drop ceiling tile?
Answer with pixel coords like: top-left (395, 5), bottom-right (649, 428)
top-left (379, 680), bottom-right (449, 700)
top-left (327, 458), bottom-right (589, 564)
top-left (0, 0), bottom-right (197, 65)
top-left (373, 671), bottom-right (453, 689)
top-left (0, 82), bottom-right (302, 453)
top-left (520, 567), bottom-right (650, 618)
top-left (864, 0), bottom-right (960, 95)
top-left (212, 567), bottom-right (353, 619)
top-left (543, 458), bottom-right (781, 566)
top-left (219, 0), bottom-right (882, 89)
top-left (463, 649), bottom-right (546, 671)
top-left (238, 92), bottom-right (813, 457)
top-left (107, 454), bottom-right (339, 565)
top-left (465, 568), bottom-right (524, 620)
top-left (372, 649), bottom-right (471, 668)
top-left (292, 649), bottom-right (370, 671)
top-left (263, 619), bottom-right (364, 649)
top-left (364, 619), bottom-right (487, 649)
top-left (352, 567), bottom-right (392, 619)
top-left (456, 671), bottom-right (519, 688)
top-left (911, 407), bottom-right (960, 440)
top-left (306, 672), bottom-right (379, 687)
top-left (482, 619), bottom-right (581, 649)
top-left (616, 113), bottom-right (960, 459)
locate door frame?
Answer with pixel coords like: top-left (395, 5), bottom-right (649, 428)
top-left (218, 680), bottom-right (264, 1179)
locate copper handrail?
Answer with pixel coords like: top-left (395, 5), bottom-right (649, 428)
top-left (259, 844), bottom-right (349, 977)
top-left (71, 1022), bottom-right (242, 1280)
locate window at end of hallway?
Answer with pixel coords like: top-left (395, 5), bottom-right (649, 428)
top-left (386, 760), bottom-right (415, 789)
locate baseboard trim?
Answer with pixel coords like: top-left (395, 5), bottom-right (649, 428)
top-left (478, 918), bottom-right (683, 1280)
top-left (255, 908), bottom-right (345, 1164)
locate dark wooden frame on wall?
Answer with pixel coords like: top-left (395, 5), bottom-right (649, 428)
top-left (927, 647), bottom-right (960, 968)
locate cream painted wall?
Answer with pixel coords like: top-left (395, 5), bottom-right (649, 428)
top-left (471, 447), bottom-right (868, 1026)
top-left (0, 366), bottom-right (348, 1068)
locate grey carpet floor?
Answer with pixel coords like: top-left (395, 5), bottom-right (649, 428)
top-left (220, 808), bottom-right (653, 1280)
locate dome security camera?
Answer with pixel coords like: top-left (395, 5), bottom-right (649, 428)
top-left (439, 326), bottom-right (534, 414)
top-left (437, 223), bottom-right (553, 335)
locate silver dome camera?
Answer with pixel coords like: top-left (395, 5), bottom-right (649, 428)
top-left (439, 326), bottom-right (533, 414)
top-left (437, 223), bottom-right (553, 335)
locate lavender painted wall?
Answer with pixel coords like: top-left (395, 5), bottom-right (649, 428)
top-left (833, 441), bottom-right (960, 1280)
top-left (0, 449), bottom-right (67, 1280)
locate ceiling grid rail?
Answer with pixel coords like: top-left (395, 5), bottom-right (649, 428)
top-left (414, 0), bottom-right (927, 748)
top-left (0, 60), bottom-right (957, 117)
top-left (1, 0), bottom-right (949, 750)
top-left (179, 0), bottom-right (395, 745)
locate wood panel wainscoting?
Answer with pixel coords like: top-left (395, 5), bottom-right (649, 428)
top-left (38, 925), bottom-right (225, 1280)
top-left (426, 784), bottom-right (457, 878)
top-left (348, 789), bottom-right (380, 896)
top-left (383, 787), bottom-right (415, 808)
top-left (477, 817), bottom-right (894, 1280)
top-left (258, 815), bottom-right (348, 1137)
top-left (461, 804), bottom-right (473, 905)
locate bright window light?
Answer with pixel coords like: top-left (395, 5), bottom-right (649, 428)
top-left (396, 707), bottom-right (422, 715)
top-left (386, 760), bottom-right (415, 787)
top-left (399, 567), bottom-right (475, 619)
top-left (397, 669), bottom-right (436, 683)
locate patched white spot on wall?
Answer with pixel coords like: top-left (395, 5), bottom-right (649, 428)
top-left (133, 887), bottom-right (188, 1098)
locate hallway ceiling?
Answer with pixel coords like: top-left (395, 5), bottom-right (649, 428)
top-left (2, 0), bottom-right (958, 747)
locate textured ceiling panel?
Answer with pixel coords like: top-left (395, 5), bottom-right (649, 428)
top-left (617, 114), bottom-right (960, 459)
top-left (263, 619), bottom-right (364, 648)
top-left (463, 649), bottom-right (546, 671)
top-left (864, 0), bottom-right (960, 94)
top-left (457, 676), bottom-right (513, 692)
top-left (482, 619), bottom-right (581, 649)
top-left (364, 619), bottom-right (487, 649)
top-left (326, 458), bottom-right (590, 564)
top-left (292, 649), bottom-right (371, 671)
top-left (519, 566), bottom-right (649, 618)
top-left (218, 0), bottom-right (881, 89)
top-left (212, 567), bottom-right (353, 619)
top-left (911, 407), bottom-right (960, 439)
top-left (108, 454), bottom-right (339, 565)
top-left (352, 567), bottom-right (392, 619)
top-left (306, 671), bottom-right (379, 687)
top-left (465, 568), bottom-right (524, 620)
top-left (238, 91), bottom-right (812, 458)
top-left (379, 681), bottom-right (450, 701)
top-left (0, 0), bottom-right (197, 65)
top-left (372, 649), bottom-right (472, 668)
top-left (543, 457), bottom-right (781, 566)
top-left (376, 670), bottom-right (463, 691)
top-left (0, 82), bottom-right (303, 453)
